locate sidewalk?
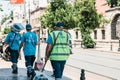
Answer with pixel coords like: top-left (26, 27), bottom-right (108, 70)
top-left (0, 58), bottom-right (72, 80)
top-left (0, 43), bottom-right (119, 80)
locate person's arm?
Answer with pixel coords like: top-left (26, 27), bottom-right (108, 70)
top-left (20, 42), bottom-right (24, 50)
top-left (45, 34), bottom-right (52, 62)
top-left (4, 33), bottom-right (10, 47)
top-left (19, 34), bottom-right (24, 51)
top-left (45, 44), bottom-right (51, 62)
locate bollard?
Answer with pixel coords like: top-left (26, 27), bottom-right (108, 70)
top-left (80, 69), bottom-right (85, 80)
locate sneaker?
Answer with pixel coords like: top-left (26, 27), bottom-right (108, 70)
top-left (31, 72), bottom-right (36, 80)
top-left (28, 72), bottom-right (36, 80)
top-left (27, 72), bottom-right (30, 77)
top-left (12, 70), bottom-right (18, 74)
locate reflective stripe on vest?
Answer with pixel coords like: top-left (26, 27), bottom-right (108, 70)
top-left (50, 31), bottom-right (70, 60)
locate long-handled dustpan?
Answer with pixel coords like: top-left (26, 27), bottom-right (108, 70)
top-left (33, 59), bottom-right (48, 80)
top-left (34, 28), bottom-right (44, 71)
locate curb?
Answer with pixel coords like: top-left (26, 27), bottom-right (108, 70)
top-left (73, 47), bottom-right (120, 54)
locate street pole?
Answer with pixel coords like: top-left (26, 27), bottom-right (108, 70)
top-left (28, 0), bottom-right (30, 24)
top-left (23, 0), bottom-right (27, 24)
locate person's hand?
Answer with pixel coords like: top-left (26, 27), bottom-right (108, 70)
top-left (3, 45), bottom-right (8, 53)
top-left (37, 41), bottom-right (40, 45)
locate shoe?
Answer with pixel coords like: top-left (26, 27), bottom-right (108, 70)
top-left (12, 70), bottom-right (18, 74)
top-left (12, 64), bottom-right (18, 74)
top-left (28, 72), bottom-right (36, 80)
top-left (31, 72), bottom-right (36, 80)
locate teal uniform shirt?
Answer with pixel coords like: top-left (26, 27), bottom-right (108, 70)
top-left (4, 32), bottom-right (21, 50)
top-left (21, 32), bottom-right (38, 56)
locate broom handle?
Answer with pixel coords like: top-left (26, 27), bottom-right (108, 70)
top-left (37, 28), bottom-right (41, 61)
top-left (41, 60), bottom-right (47, 72)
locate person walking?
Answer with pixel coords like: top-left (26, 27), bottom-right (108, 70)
top-left (4, 23), bottom-right (24, 74)
top-left (45, 22), bottom-right (71, 80)
top-left (20, 24), bottom-right (40, 79)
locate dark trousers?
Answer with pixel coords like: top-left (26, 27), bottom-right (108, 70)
top-left (50, 60), bottom-right (66, 78)
top-left (10, 50), bottom-right (19, 63)
top-left (0, 46), bottom-right (3, 53)
top-left (25, 55), bottom-right (35, 67)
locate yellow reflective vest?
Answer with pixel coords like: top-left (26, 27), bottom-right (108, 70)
top-left (49, 30), bottom-right (70, 60)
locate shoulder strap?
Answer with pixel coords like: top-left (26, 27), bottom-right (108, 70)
top-left (53, 31), bottom-right (60, 46)
top-left (48, 32), bottom-right (60, 56)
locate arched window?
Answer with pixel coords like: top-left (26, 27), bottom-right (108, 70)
top-left (111, 14), bottom-right (120, 39)
top-left (116, 16), bottom-right (120, 39)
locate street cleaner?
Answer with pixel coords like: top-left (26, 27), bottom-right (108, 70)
top-left (45, 22), bottom-right (71, 80)
top-left (4, 23), bottom-right (24, 74)
top-left (20, 24), bottom-right (40, 80)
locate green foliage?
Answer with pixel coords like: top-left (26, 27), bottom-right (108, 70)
top-left (74, 0), bottom-right (100, 48)
top-left (4, 28), bottom-right (10, 34)
top-left (80, 0), bottom-right (100, 31)
top-left (106, 0), bottom-right (120, 7)
top-left (40, 0), bottom-right (77, 31)
top-left (40, 0), bottom-right (103, 48)
top-left (1, 11), bottom-right (13, 24)
top-left (82, 33), bottom-right (96, 48)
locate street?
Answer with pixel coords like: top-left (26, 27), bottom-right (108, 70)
top-left (0, 43), bottom-right (120, 80)
top-left (66, 48), bottom-right (120, 80)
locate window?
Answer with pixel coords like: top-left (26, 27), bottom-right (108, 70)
top-left (94, 30), bottom-right (97, 39)
top-left (102, 30), bottom-right (105, 39)
top-left (76, 31), bottom-right (78, 39)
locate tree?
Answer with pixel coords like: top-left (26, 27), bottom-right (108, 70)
top-left (74, 0), bottom-right (101, 48)
top-left (4, 27), bottom-right (10, 34)
top-left (1, 11), bottom-right (13, 25)
top-left (105, 0), bottom-right (120, 7)
top-left (40, 0), bottom-right (103, 48)
top-left (40, 0), bottom-right (77, 32)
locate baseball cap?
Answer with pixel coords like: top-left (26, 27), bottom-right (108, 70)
top-left (56, 22), bottom-right (64, 28)
top-left (11, 23), bottom-right (24, 32)
top-left (26, 24), bottom-right (32, 29)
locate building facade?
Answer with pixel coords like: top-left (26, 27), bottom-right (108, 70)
top-left (1, 0), bottom-right (120, 51)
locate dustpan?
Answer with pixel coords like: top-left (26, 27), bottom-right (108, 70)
top-left (33, 60), bottom-right (48, 80)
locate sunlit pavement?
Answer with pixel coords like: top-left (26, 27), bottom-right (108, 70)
top-left (0, 58), bottom-right (70, 80)
top-left (0, 43), bottom-right (70, 80)
top-left (0, 43), bottom-right (118, 80)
